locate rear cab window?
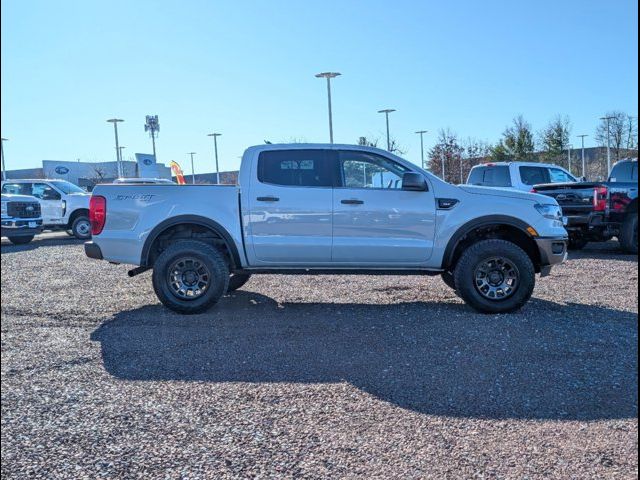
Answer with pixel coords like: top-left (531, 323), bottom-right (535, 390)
top-left (518, 166), bottom-right (550, 185)
top-left (257, 150), bottom-right (333, 187)
top-left (467, 166), bottom-right (512, 187)
top-left (609, 161), bottom-right (638, 182)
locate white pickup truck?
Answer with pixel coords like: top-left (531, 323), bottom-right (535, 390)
top-left (85, 144), bottom-right (568, 314)
top-left (1, 179), bottom-right (92, 239)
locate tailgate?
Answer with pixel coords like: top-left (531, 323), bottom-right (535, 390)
top-left (532, 182), bottom-right (599, 215)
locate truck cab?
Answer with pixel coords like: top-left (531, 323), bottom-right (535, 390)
top-left (467, 162), bottom-right (578, 192)
top-left (1, 179), bottom-right (91, 239)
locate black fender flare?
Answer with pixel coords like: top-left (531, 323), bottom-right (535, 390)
top-left (140, 214), bottom-right (242, 268)
top-left (441, 214), bottom-right (536, 270)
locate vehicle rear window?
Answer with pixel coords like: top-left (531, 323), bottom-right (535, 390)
top-left (467, 166), bottom-right (512, 187)
top-left (258, 150), bottom-right (333, 187)
top-left (519, 166), bottom-right (550, 185)
top-left (609, 161), bottom-right (638, 182)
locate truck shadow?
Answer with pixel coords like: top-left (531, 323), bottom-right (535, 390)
top-left (91, 293), bottom-right (638, 421)
top-left (0, 235), bottom-right (83, 253)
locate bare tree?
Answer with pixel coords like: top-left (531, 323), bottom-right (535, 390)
top-left (595, 111), bottom-right (638, 161)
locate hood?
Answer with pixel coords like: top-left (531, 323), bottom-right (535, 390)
top-left (1, 193), bottom-right (40, 202)
top-left (458, 185), bottom-right (556, 204)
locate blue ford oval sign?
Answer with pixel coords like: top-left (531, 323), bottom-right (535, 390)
top-left (143, 158), bottom-right (153, 166)
top-left (55, 166), bottom-right (70, 175)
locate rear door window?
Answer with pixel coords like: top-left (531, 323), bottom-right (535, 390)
top-left (519, 166), bottom-right (550, 185)
top-left (257, 150), bottom-right (333, 187)
top-left (467, 166), bottom-right (512, 187)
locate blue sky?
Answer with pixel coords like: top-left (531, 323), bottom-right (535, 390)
top-left (1, 0), bottom-right (638, 174)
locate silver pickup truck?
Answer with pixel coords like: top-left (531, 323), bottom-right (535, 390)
top-left (85, 144), bottom-right (568, 314)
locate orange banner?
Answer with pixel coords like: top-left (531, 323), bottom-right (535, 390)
top-left (170, 161), bottom-right (186, 185)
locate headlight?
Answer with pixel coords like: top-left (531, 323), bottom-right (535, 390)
top-left (534, 203), bottom-right (562, 220)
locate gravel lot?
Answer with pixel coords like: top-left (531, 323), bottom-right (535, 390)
top-left (1, 233), bottom-right (638, 479)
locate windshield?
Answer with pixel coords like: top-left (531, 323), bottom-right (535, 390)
top-left (49, 181), bottom-right (85, 194)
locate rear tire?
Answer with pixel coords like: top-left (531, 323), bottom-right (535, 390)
top-left (71, 215), bottom-right (91, 240)
top-left (152, 240), bottom-right (229, 314)
top-left (454, 239), bottom-right (535, 314)
top-left (568, 235), bottom-right (588, 250)
top-left (227, 272), bottom-right (252, 292)
top-left (619, 215), bottom-right (638, 254)
top-left (7, 235), bottom-right (34, 245)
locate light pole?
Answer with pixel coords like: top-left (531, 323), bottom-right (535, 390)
top-left (378, 109), bottom-right (396, 151)
top-left (207, 133), bottom-right (222, 183)
top-left (566, 144), bottom-right (573, 175)
top-left (315, 72), bottom-right (341, 143)
top-left (1, 137), bottom-right (7, 181)
top-left (440, 152), bottom-right (446, 182)
top-left (107, 119), bottom-right (124, 177)
top-left (600, 116), bottom-right (615, 173)
top-left (577, 134), bottom-right (588, 178)
top-left (188, 152), bottom-right (196, 184)
top-left (415, 130), bottom-right (428, 168)
top-left (118, 146), bottom-right (126, 177)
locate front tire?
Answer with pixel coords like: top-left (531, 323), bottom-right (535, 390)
top-left (454, 239), bottom-right (535, 314)
top-left (71, 215), bottom-right (91, 240)
top-left (152, 240), bottom-right (229, 314)
top-left (619, 215), bottom-right (638, 254)
top-left (7, 235), bottom-right (34, 245)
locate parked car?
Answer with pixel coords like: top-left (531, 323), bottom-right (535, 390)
top-left (1, 193), bottom-right (44, 244)
top-left (85, 144), bottom-right (568, 315)
top-left (1, 179), bottom-right (91, 239)
top-left (111, 178), bottom-right (176, 185)
top-left (532, 158), bottom-right (638, 252)
top-left (467, 162), bottom-right (578, 192)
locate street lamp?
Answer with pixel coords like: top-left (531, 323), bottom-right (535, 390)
top-left (187, 152), bottom-right (196, 184)
top-left (566, 144), bottom-right (573, 175)
top-left (1, 137), bottom-right (8, 181)
top-left (415, 130), bottom-right (428, 169)
top-left (315, 72), bottom-right (341, 143)
top-left (600, 116), bottom-right (615, 173)
top-left (118, 146), bottom-right (126, 177)
top-left (378, 109), bottom-right (396, 151)
top-left (107, 119), bottom-right (124, 177)
top-left (207, 133), bottom-right (222, 183)
top-left (577, 134), bottom-right (588, 178)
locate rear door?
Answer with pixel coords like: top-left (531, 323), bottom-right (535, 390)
top-left (246, 149), bottom-right (334, 264)
top-left (332, 150), bottom-right (436, 264)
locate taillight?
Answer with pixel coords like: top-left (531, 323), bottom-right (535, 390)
top-left (593, 186), bottom-right (608, 212)
top-left (530, 188), bottom-right (537, 193)
top-left (90, 195), bottom-right (107, 235)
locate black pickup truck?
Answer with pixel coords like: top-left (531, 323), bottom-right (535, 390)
top-left (532, 159), bottom-right (638, 253)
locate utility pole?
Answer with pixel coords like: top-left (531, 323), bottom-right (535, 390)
top-left (600, 116), bottom-right (615, 173)
top-left (188, 152), bottom-right (196, 184)
top-left (145, 115), bottom-right (160, 161)
top-left (415, 130), bottom-right (428, 168)
top-left (378, 109), bottom-right (396, 151)
top-left (207, 133), bottom-right (222, 183)
top-left (577, 134), bottom-right (588, 178)
top-left (107, 119), bottom-right (124, 177)
top-left (1, 138), bottom-right (7, 181)
top-left (315, 72), bottom-right (341, 143)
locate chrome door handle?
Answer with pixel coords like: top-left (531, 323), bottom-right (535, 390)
top-left (257, 196), bottom-right (279, 202)
top-left (341, 199), bottom-right (364, 205)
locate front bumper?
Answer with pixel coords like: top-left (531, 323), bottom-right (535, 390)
top-left (535, 236), bottom-right (568, 275)
top-left (1, 219), bottom-right (44, 237)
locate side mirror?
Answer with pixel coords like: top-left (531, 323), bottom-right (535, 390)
top-left (402, 172), bottom-right (428, 191)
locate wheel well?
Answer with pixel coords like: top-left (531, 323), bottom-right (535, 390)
top-left (67, 208), bottom-right (89, 227)
top-left (145, 222), bottom-right (235, 269)
top-left (446, 224), bottom-right (542, 273)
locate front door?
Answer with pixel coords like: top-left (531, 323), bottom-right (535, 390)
top-left (246, 149), bottom-right (334, 265)
top-left (30, 183), bottom-right (65, 224)
top-left (332, 150), bottom-right (436, 265)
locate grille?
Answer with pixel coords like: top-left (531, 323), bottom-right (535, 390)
top-left (7, 202), bottom-right (41, 219)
